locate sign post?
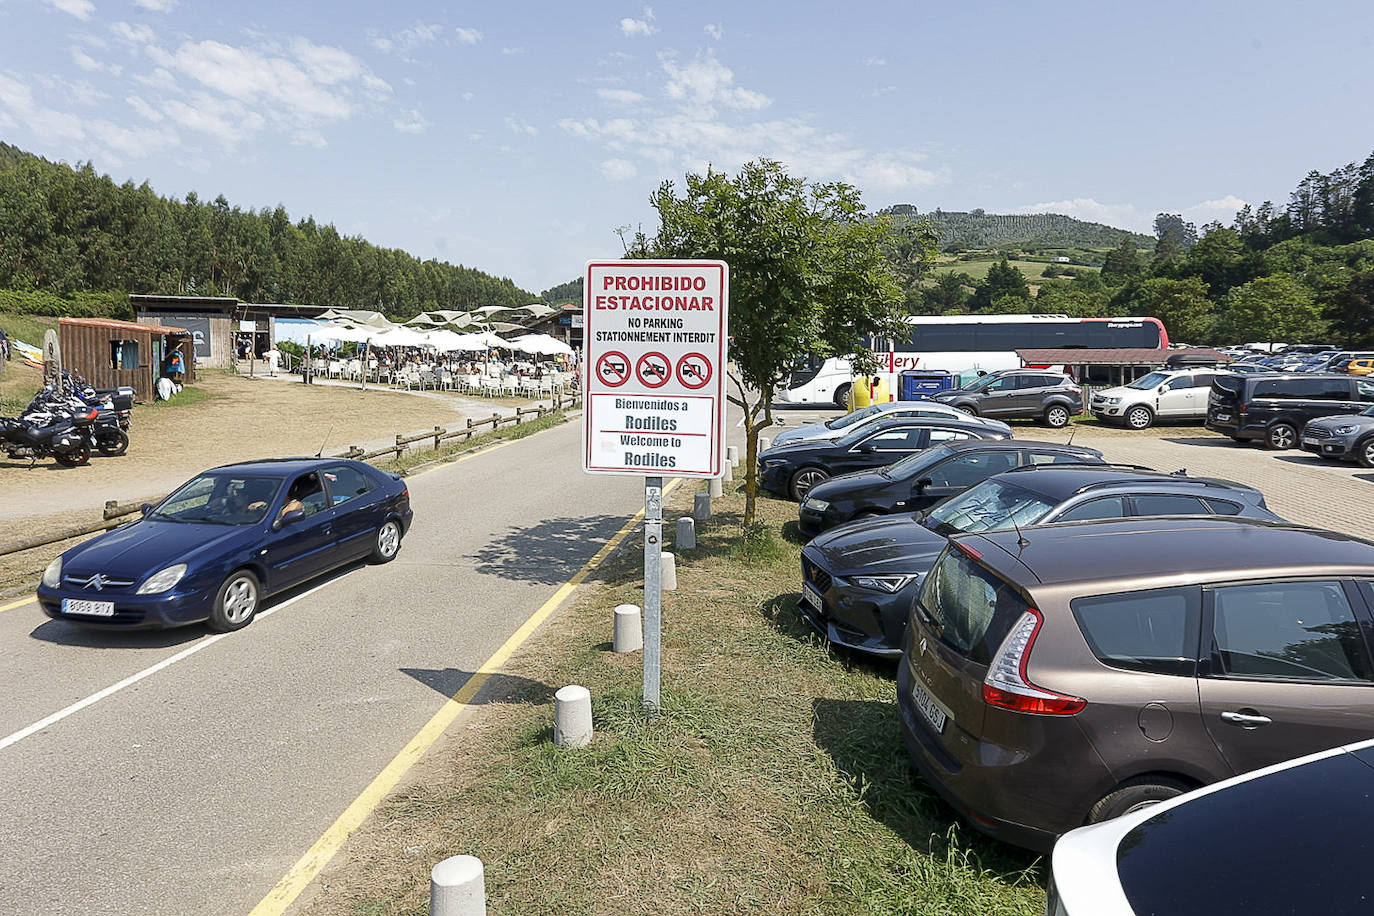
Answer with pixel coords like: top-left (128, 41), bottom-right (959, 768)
top-left (582, 259), bottom-right (730, 713)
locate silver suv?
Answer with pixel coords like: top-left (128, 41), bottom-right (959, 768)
top-left (1091, 367), bottom-right (1226, 429)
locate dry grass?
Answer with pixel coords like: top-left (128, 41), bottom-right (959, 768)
top-left (298, 483), bottom-right (1045, 916)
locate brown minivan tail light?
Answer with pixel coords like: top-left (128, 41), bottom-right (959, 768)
top-left (983, 609), bottom-right (1086, 715)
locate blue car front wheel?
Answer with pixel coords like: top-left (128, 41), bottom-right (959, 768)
top-left (209, 570), bottom-right (260, 632)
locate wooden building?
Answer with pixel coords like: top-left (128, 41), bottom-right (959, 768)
top-left (131, 295), bottom-right (325, 368)
top-left (59, 317), bottom-right (194, 402)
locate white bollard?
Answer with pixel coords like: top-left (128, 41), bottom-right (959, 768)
top-left (554, 685), bottom-right (593, 748)
top-left (676, 516), bottom-right (696, 550)
top-left (726, 445), bottom-right (739, 467)
top-left (660, 552), bottom-right (677, 591)
top-left (613, 604), bottom-right (643, 653)
top-left (430, 855), bottom-right (486, 916)
top-left (694, 492), bottom-right (712, 519)
top-left (709, 477), bottom-right (724, 499)
top-left (759, 436), bottom-right (771, 453)
top-left (721, 462), bottom-right (733, 483)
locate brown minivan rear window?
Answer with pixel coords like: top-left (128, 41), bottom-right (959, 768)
top-left (918, 548), bottom-right (1029, 665)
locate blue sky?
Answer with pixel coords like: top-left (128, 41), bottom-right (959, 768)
top-left (2, 0), bottom-right (1372, 295)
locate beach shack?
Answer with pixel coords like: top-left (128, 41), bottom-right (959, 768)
top-left (59, 317), bottom-right (194, 402)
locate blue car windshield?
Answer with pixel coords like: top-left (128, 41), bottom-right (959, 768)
top-left (151, 474), bottom-right (282, 525)
top-left (824, 404), bottom-right (883, 431)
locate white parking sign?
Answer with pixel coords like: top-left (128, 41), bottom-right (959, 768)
top-left (582, 259), bottom-right (729, 478)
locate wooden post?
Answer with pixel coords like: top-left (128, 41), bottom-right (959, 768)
top-left (395, 433), bottom-right (404, 461)
top-left (434, 426), bottom-right (444, 451)
top-left (466, 418), bottom-right (474, 440)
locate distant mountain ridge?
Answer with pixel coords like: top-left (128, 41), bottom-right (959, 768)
top-left (884, 204), bottom-right (1154, 250)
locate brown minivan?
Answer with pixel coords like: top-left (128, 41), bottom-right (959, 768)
top-left (898, 516), bottom-right (1374, 852)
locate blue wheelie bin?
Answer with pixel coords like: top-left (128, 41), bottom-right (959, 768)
top-left (899, 370), bottom-right (955, 401)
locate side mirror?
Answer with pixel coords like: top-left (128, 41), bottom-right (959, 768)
top-left (857, 444), bottom-right (875, 454)
top-left (139, 503), bottom-right (153, 517)
top-left (914, 477), bottom-right (933, 494)
top-left (274, 508), bottom-right (306, 530)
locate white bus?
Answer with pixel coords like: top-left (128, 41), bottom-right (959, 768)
top-left (778, 314), bottom-right (1169, 407)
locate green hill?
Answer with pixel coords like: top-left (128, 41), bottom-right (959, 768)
top-left (884, 204), bottom-right (1153, 251)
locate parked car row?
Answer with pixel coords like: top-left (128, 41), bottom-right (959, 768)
top-left (772, 400), bottom-right (1374, 871)
top-left (1205, 371), bottom-right (1374, 453)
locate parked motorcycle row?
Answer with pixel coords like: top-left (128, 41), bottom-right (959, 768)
top-left (1, 373), bottom-right (134, 468)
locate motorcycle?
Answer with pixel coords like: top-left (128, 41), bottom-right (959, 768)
top-left (0, 407), bottom-right (97, 467)
top-left (25, 385), bottom-right (130, 456)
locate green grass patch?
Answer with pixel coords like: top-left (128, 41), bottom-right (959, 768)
top-left (306, 481), bottom-right (1045, 916)
top-left (142, 385), bottom-right (210, 409)
top-left (376, 411), bottom-right (570, 475)
top-left (0, 311), bottom-right (60, 350)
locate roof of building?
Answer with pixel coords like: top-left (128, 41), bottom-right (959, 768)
top-left (60, 317), bottom-right (190, 335)
top-left (1018, 347), bottom-right (1230, 366)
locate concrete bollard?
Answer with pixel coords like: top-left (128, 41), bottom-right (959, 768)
top-left (554, 685), bottom-right (593, 748)
top-left (694, 492), bottom-right (712, 520)
top-left (660, 552), bottom-right (677, 591)
top-left (430, 855), bottom-right (486, 916)
top-left (676, 516), bottom-right (696, 550)
top-left (759, 436), bottom-right (771, 453)
top-left (721, 462), bottom-right (733, 483)
top-left (709, 477), bottom-right (724, 499)
top-left (613, 604), bottom-right (642, 653)
top-left (726, 445), bottom-right (739, 467)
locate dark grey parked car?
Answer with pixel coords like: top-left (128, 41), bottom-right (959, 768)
top-left (899, 516), bottom-right (1374, 852)
top-left (930, 369), bottom-right (1082, 428)
top-left (1301, 406), bottom-right (1374, 466)
top-left (800, 465), bottom-right (1280, 659)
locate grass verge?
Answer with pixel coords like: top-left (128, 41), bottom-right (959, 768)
top-left (300, 482), bottom-right (1045, 916)
top-left (375, 411), bottom-right (571, 475)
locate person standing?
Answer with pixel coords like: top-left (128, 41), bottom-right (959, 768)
top-left (167, 347), bottom-right (186, 385)
top-left (264, 346), bottom-right (281, 377)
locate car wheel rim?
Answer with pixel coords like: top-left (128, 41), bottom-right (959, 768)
top-left (1365, 442), bottom-right (1374, 464)
top-left (1049, 408), bottom-right (1068, 426)
top-left (796, 471), bottom-right (825, 498)
top-left (1272, 427), bottom-right (1294, 448)
top-left (1128, 409), bottom-right (1149, 429)
top-left (378, 521), bottom-right (400, 557)
top-left (224, 578), bottom-right (257, 623)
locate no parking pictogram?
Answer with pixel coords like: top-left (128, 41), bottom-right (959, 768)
top-left (595, 350), bottom-right (631, 387)
top-left (635, 351), bottom-right (672, 388)
top-left (676, 352), bottom-right (712, 389)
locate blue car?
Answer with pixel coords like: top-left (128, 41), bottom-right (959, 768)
top-left (37, 458), bottom-right (413, 631)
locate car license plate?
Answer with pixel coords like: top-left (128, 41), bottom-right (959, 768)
top-left (1214, 412), bottom-right (1231, 421)
top-left (911, 678), bottom-right (948, 733)
top-left (62, 598), bottom-right (115, 617)
top-left (802, 583), bottom-right (823, 613)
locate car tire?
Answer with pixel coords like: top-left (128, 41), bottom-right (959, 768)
top-left (1125, 405), bottom-right (1154, 430)
top-left (371, 518), bottom-right (403, 563)
top-left (789, 467), bottom-right (830, 502)
top-left (833, 383), bottom-right (851, 410)
top-left (208, 569), bottom-right (260, 632)
top-left (1358, 437), bottom-right (1374, 468)
top-left (1266, 422), bottom-right (1298, 450)
top-left (1087, 777), bottom-right (1192, 824)
top-left (1043, 404), bottom-right (1070, 428)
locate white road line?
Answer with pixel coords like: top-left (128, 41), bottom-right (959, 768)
top-left (0, 574), bottom-right (349, 754)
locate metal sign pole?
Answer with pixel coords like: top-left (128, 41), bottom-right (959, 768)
top-left (643, 476), bottom-right (663, 712)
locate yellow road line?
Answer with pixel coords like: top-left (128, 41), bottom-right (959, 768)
top-left (0, 596), bottom-right (35, 615)
top-left (248, 477), bottom-right (681, 916)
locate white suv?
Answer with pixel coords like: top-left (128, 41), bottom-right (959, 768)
top-left (1091, 367), bottom-right (1227, 429)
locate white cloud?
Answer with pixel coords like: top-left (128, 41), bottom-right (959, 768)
top-left (71, 48), bottom-right (100, 71)
top-left (704, 23), bottom-right (724, 39)
top-left (133, 0), bottom-right (177, 11)
top-left (621, 6), bottom-right (658, 37)
top-left (598, 88), bottom-right (645, 104)
top-left (111, 22), bottom-right (157, 44)
top-left (162, 93), bottom-right (264, 143)
top-left (662, 52), bottom-right (770, 110)
top-left (455, 27), bottom-right (482, 45)
top-left (134, 67), bottom-right (178, 90)
top-left (88, 119), bottom-right (178, 156)
top-left (393, 109), bottom-right (430, 134)
top-left (863, 56), bottom-right (886, 67)
top-left (0, 71), bottom-right (179, 158)
top-left (39, 75), bottom-right (109, 106)
top-left (461, 91), bottom-right (474, 101)
top-left (291, 39), bottom-right (363, 85)
top-left (46, 0), bottom-right (95, 21)
top-left (505, 115), bottom-right (538, 136)
top-left (500, 47), bottom-right (525, 55)
top-left (126, 94), bottom-right (163, 122)
top-left (1181, 195), bottom-right (1248, 227)
top-left (370, 37), bottom-right (394, 53)
top-left (600, 158), bottom-right (637, 181)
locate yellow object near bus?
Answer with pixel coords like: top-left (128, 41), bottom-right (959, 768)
top-left (1348, 359), bottom-right (1374, 376)
top-left (848, 378), bottom-right (872, 410)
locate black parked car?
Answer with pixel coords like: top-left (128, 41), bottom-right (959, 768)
top-left (798, 465), bottom-right (1280, 659)
top-left (758, 417), bottom-right (1010, 502)
top-left (798, 440), bottom-right (1104, 537)
top-left (930, 369), bottom-right (1083, 427)
top-left (1206, 372), bottom-right (1374, 448)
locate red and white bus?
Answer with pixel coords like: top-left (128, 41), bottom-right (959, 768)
top-left (779, 314), bottom-right (1169, 407)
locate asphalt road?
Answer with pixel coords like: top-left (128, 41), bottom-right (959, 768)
top-left (0, 417), bottom-right (649, 916)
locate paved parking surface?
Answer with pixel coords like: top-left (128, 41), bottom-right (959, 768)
top-left (767, 405), bottom-right (1374, 540)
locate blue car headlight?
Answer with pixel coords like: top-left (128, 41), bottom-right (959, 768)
top-left (42, 557), bottom-right (62, 588)
top-left (851, 573), bottom-right (921, 594)
top-left (137, 563), bottom-right (188, 595)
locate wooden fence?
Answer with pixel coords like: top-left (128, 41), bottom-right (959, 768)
top-left (0, 391), bottom-right (582, 560)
